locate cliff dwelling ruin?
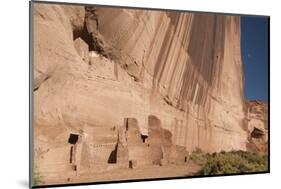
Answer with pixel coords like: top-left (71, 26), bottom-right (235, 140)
top-left (35, 116), bottom-right (189, 178)
top-left (32, 2), bottom-right (268, 185)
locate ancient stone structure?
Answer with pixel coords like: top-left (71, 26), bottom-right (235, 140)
top-left (32, 2), bottom-right (260, 178)
top-left (74, 37), bottom-right (89, 63)
top-left (35, 117), bottom-right (188, 177)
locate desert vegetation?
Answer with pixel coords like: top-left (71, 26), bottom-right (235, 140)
top-left (190, 149), bottom-right (268, 175)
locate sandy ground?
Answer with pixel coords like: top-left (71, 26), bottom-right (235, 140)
top-left (41, 162), bottom-right (201, 186)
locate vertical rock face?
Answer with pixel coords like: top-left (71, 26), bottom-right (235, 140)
top-left (246, 101), bottom-right (268, 154)
top-left (33, 3), bottom-right (249, 175)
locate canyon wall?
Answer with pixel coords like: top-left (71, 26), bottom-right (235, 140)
top-left (246, 100), bottom-right (268, 154)
top-left (33, 3), bottom-right (249, 174)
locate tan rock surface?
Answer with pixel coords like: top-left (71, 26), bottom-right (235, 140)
top-left (33, 2), bottom-right (254, 182)
top-left (246, 100), bottom-right (268, 154)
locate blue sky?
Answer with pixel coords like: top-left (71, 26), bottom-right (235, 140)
top-left (241, 16), bottom-right (269, 102)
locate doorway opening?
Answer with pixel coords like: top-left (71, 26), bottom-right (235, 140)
top-left (141, 134), bottom-right (148, 143)
top-left (68, 133), bottom-right (79, 164)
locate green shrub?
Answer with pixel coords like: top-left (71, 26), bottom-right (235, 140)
top-left (189, 149), bottom-right (208, 165)
top-left (33, 172), bottom-right (42, 186)
top-left (196, 150), bottom-right (268, 175)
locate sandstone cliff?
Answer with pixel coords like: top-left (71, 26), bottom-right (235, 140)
top-left (246, 100), bottom-right (268, 154)
top-left (33, 3), bottom-right (250, 177)
top-left (34, 3), bottom-right (247, 151)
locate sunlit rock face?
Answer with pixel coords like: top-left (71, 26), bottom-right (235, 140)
top-left (246, 101), bottom-right (268, 154)
top-left (33, 3), bottom-right (248, 169)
